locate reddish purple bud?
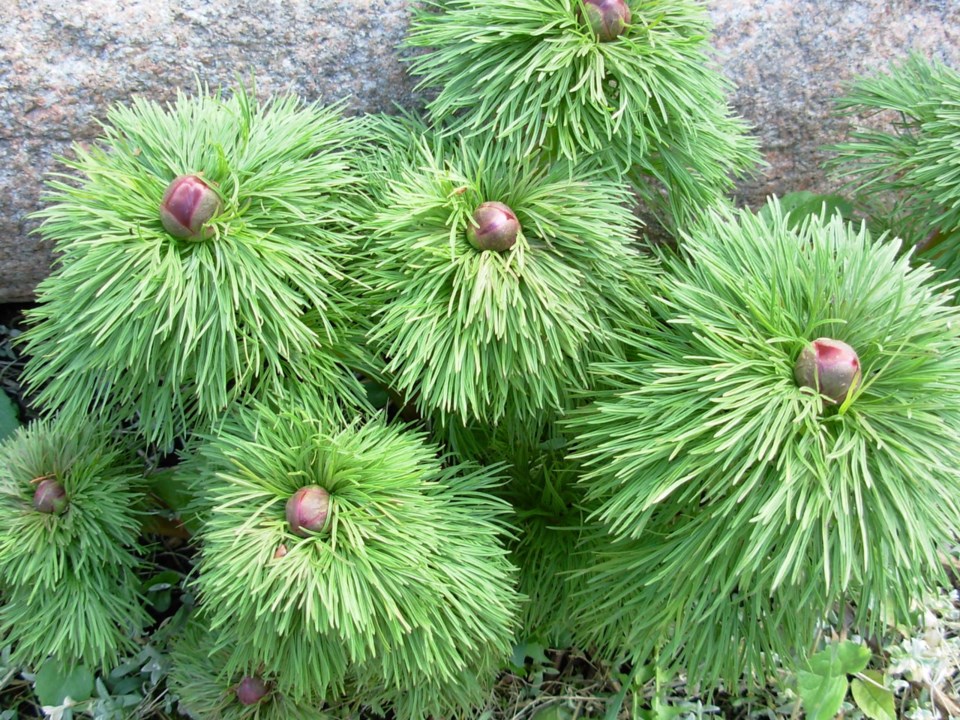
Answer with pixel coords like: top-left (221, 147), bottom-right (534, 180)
top-left (466, 201), bottom-right (520, 253)
top-left (580, 0), bottom-right (631, 42)
top-left (235, 676), bottom-right (269, 706)
top-left (285, 486), bottom-right (330, 538)
top-left (33, 478), bottom-right (68, 515)
top-left (159, 174), bottom-right (222, 240)
top-left (794, 338), bottom-right (862, 405)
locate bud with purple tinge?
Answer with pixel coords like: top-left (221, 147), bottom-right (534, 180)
top-left (33, 478), bottom-right (68, 515)
top-left (235, 675), bottom-right (269, 706)
top-left (285, 485), bottom-right (331, 538)
top-left (579, 0), bottom-right (631, 42)
top-left (466, 201), bottom-right (520, 253)
top-left (794, 338), bottom-right (862, 405)
top-left (159, 174), bottom-right (222, 240)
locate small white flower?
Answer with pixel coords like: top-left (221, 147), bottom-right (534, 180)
top-left (41, 696), bottom-right (77, 720)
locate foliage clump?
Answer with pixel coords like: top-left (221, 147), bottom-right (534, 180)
top-left (0, 420), bottom-right (148, 669)
top-left (20, 88), bottom-right (367, 451)
top-left (359, 115), bottom-right (656, 427)
top-left (569, 202), bottom-right (960, 684)
top-left (831, 54), bottom-right (960, 276)
top-left (178, 396), bottom-right (520, 717)
top-left (405, 0), bottom-right (760, 228)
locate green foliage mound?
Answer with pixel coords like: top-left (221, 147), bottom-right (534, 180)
top-left (832, 55), bottom-right (960, 277)
top-left (359, 116), bottom-right (656, 427)
top-left (20, 88), bottom-right (367, 451)
top-left (0, 420), bottom-right (148, 669)
top-left (405, 0), bottom-right (760, 227)
top-left (178, 396), bottom-right (519, 716)
top-left (168, 620), bottom-right (336, 720)
top-left (569, 201), bottom-right (960, 683)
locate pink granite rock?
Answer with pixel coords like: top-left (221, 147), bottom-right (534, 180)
top-left (707, 0), bottom-right (960, 205)
top-left (1, 0), bottom-right (958, 301)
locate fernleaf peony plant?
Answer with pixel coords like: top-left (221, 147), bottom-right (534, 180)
top-left (20, 87), bottom-right (368, 451)
top-left (568, 201), bottom-right (960, 684)
top-left (405, 0), bottom-right (760, 228)
top-left (178, 395), bottom-right (519, 717)
top-left (0, 419), bottom-right (148, 669)
top-left (4, 10), bottom-right (959, 718)
top-left (358, 114), bottom-right (657, 428)
top-left (831, 54), bottom-right (960, 278)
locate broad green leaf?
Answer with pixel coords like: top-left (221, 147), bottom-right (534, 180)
top-left (808, 641), bottom-right (871, 676)
top-left (767, 191), bottom-right (857, 230)
top-left (808, 647), bottom-right (843, 676)
top-left (141, 569), bottom-right (182, 613)
top-left (0, 390), bottom-right (19, 442)
top-left (652, 702), bottom-right (686, 720)
top-left (851, 671), bottom-right (896, 720)
top-left (797, 670), bottom-right (848, 720)
top-left (363, 381), bottom-right (390, 411)
top-left (509, 641), bottom-right (551, 670)
top-left (835, 641), bottom-right (872, 674)
top-left (34, 659), bottom-right (94, 706)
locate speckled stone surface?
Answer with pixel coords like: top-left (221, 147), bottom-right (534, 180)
top-left (0, 0), bottom-right (418, 301)
top-left (708, 0), bottom-right (960, 205)
top-left (1, 0), bottom-right (959, 300)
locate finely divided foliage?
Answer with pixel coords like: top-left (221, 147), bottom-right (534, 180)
top-left (569, 203), bottom-right (960, 682)
top-left (7, 8), bottom-right (960, 717)
top-left (20, 88), bottom-right (365, 450)
top-left (405, 0), bottom-right (760, 227)
top-left (831, 55), bottom-right (960, 277)
top-left (179, 397), bottom-right (518, 716)
top-left (361, 118), bottom-right (655, 426)
top-left (168, 621), bottom-right (340, 720)
top-left (0, 420), bottom-right (148, 669)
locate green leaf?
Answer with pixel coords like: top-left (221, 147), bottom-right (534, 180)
top-left (531, 706), bottom-right (572, 720)
top-left (809, 641), bottom-right (871, 676)
top-left (797, 670), bottom-right (848, 720)
top-left (510, 641), bottom-right (551, 670)
top-left (0, 390), bottom-right (19, 442)
top-left (836, 641), bottom-right (873, 674)
top-left (34, 659), bottom-right (94, 706)
top-left (141, 569), bottom-right (182, 613)
top-left (851, 672), bottom-right (896, 720)
top-left (769, 191), bottom-right (857, 230)
top-left (363, 381), bottom-right (390, 411)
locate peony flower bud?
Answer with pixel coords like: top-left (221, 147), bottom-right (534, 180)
top-left (794, 338), bottom-right (862, 405)
top-left (159, 174), bottom-right (222, 240)
top-left (33, 478), bottom-right (68, 515)
top-left (236, 675), bottom-right (269, 706)
top-left (579, 0), bottom-right (631, 42)
top-left (285, 485), bottom-right (331, 538)
top-left (466, 201), bottom-right (520, 253)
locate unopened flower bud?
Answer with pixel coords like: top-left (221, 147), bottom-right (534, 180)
top-left (580, 0), bottom-right (631, 42)
top-left (159, 174), bottom-right (222, 240)
top-left (33, 478), bottom-right (68, 515)
top-left (794, 338), bottom-right (862, 405)
top-left (236, 676), bottom-right (269, 706)
top-left (466, 201), bottom-right (520, 253)
top-left (285, 486), bottom-right (330, 538)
